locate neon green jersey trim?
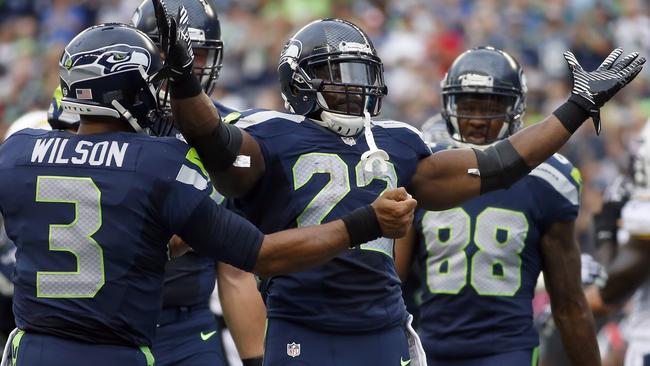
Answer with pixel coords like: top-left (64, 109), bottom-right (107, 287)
top-left (139, 345), bottom-right (155, 366)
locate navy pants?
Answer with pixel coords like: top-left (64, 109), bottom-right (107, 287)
top-left (152, 305), bottom-right (226, 366)
top-left (427, 348), bottom-right (539, 366)
top-left (263, 318), bottom-right (411, 366)
top-left (6, 330), bottom-right (153, 366)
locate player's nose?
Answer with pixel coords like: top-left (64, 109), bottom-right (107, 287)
top-left (467, 117), bottom-right (488, 129)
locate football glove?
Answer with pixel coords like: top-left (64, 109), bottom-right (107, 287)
top-left (151, 0), bottom-right (194, 83)
top-left (563, 48), bottom-right (645, 135)
top-left (581, 253), bottom-right (608, 288)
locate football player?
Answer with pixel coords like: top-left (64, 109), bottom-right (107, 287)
top-left (159, 1), bottom-right (645, 362)
top-left (587, 120), bottom-right (650, 366)
top-left (0, 22), bottom-right (416, 366)
top-left (395, 47), bottom-right (600, 366)
top-left (132, 1), bottom-right (265, 365)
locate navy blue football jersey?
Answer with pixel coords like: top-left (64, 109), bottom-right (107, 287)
top-left (0, 129), bottom-right (262, 347)
top-left (160, 102), bottom-right (233, 309)
top-left (414, 151), bottom-right (581, 358)
top-left (231, 109), bottom-right (431, 332)
top-left (161, 189), bottom-right (225, 308)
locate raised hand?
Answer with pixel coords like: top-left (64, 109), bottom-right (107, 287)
top-left (563, 48), bottom-right (646, 134)
top-left (151, 0), bottom-right (194, 83)
top-left (371, 187), bottom-right (417, 239)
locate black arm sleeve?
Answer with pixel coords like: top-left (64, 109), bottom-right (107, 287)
top-left (473, 139), bottom-right (532, 194)
top-left (179, 195), bottom-right (263, 272)
top-left (185, 122), bottom-right (243, 173)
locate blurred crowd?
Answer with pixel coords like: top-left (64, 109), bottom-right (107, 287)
top-left (1, 0), bottom-right (650, 250)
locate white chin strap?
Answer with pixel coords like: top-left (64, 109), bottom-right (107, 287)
top-left (319, 110), bottom-right (365, 137)
top-left (360, 110), bottom-right (389, 173)
top-left (315, 104), bottom-right (389, 173)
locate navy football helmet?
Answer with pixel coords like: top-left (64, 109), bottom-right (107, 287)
top-left (132, 0), bottom-right (223, 97)
top-left (59, 23), bottom-right (164, 133)
top-left (278, 18), bottom-right (387, 136)
top-left (441, 46), bottom-right (527, 145)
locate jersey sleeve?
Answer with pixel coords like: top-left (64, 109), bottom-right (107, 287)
top-left (373, 120), bottom-right (432, 159)
top-left (153, 145), bottom-right (211, 225)
top-left (232, 110), bottom-right (286, 173)
top-left (155, 145), bottom-right (263, 271)
top-left (529, 154), bottom-right (581, 224)
top-left (179, 196), bottom-right (263, 272)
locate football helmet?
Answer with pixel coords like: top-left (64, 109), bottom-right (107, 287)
top-left (441, 46), bottom-right (527, 145)
top-left (47, 85), bottom-right (80, 131)
top-left (278, 18), bottom-right (387, 136)
top-left (132, 0), bottom-right (223, 97)
top-left (59, 23), bottom-right (164, 133)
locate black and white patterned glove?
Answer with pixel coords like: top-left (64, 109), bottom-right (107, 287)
top-left (151, 0), bottom-right (194, 83)
top-left (563, 48), bottom-right (645, 134)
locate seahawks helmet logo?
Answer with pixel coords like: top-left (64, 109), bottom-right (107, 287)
top-left (279, 39), bottom-right (302, 70)
top-left (60, 44), bottom-right (152, 84)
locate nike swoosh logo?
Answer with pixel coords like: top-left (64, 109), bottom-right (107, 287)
top-left (200, 330), bottom-right (217, 341)
top-left (400, 357), bottom-right (411, 366)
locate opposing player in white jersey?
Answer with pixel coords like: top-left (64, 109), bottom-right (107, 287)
top-left (588, 119), bottom-right (650, 366)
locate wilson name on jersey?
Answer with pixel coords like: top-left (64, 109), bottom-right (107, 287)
top-left (229, 109), bottom-right (431, 332)
top-left (414, 152), bottom-right (581, 358)
top-left (0, 129), bottom-right (259, 347)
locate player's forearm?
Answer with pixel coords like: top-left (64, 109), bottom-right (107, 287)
top-left (171, 95), bottom-right (263, 197)
top-left (394, 225), bottom-right (416, 281)
top-left (208, 132), bottom-right (265, 197)
top-left (509, 115), bottom-right (572, 169)
top-left (217, 264), bottom-right (265, 359)
top-left (551, 299), bottom-right (601, 366)
top-left (585, 285), bottom-right (618, 317)
top-left (171, 93), bottom-right (221, 138)
top-left (253, 220), bottom-right (350, 277)
top-left (412, 116), bottom-right (574, 211)
top-left (411, 149), bottom-right (481, 211)
top-left (600, 239), bottom-right (650, 304)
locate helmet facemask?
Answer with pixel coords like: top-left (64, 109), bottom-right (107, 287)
top-left (306, 55), bottom-right (385, 118)
top-left (154, 34), bottom-right (223, 107)
top-left (443, 92), bottom-right (523, 146)
top-left (192, 37), bottom-right (224, 96)
top-left (281, 40), bottom-right (387, 137)
top-left (440, 47), bottom-right (528, 147)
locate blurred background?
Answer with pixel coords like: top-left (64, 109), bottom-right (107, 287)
top-left (0, 0), bottom-right (649, 363)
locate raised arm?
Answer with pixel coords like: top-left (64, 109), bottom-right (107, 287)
top-left (586, 235), bottom-right (650, 316)
top-left (541, 221), bottom-right (601, 366)
top-left (171, 92), bottom-right (265, 197)
top-left (152, 0), bottom-right (264, 197)
top-left (412, 49), bottom-right (645, 211)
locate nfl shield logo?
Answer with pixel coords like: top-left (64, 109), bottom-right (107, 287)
top-left (341, 136), bottom-right (356, 146)
top-left (287, 342), bottom-right (301, 357)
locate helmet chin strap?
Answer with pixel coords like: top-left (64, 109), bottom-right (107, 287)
top-left (111, 100), bottom-right (144, 134)
top-left (360, 110), bottom-right (389, 174)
